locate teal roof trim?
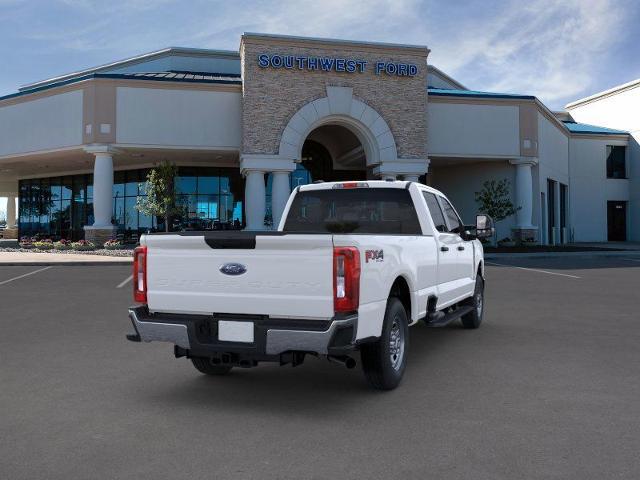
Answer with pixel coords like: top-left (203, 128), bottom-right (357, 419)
top-left (0, 72), bottom-right (242, 103)
top-left (562, 121), bottom-right (628, 135)
top-left (428, 87), bottom-right (535, 100)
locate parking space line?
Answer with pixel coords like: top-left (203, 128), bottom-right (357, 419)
top-left (485, 261), bottom-right (581, 279)
top-left (116, 275), bottom-right (133, 289)
top-left (0, 266), bottom-right (53, 286)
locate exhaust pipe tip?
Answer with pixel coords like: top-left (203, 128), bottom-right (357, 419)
top-left (328, 355), bottom-right (357, 369)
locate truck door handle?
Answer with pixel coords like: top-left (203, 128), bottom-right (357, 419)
top-left (457, 246), bottom-right (465, 251)
top-left (440, 246), bottom-right (449, 252)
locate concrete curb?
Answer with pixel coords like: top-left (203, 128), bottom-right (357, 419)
top-left (485, 251), bottom-right (640, 260)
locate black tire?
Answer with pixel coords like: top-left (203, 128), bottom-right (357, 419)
top-left (191, 357), bottom-right (232, 376)
top-left (361, 297), bottom-right (409, 390)
top-left (461, 275), bottom-right (484, 329)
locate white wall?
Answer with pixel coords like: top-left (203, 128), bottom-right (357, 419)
top-left (536, 113), bottom-right (569, 242)
top-left (569, 137), bottom-right (629, 242)
top-left (427, 102), bottom-right (520, 157)
top-left (430, 161), bottom-right (517, 240)
top-left (0, 90), bottom-right (83, 156)
top-left (116, 87), bottom-right (242, 148)
top-left (568, 86), bottom-right (639, 241)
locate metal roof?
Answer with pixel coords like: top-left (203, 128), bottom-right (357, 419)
top-left (0, 71), bottom-right (241, 103)
top-left (428, 87), bottom-right (535, 100)
top-left (562, 121), bottom-right (628, 135)
top-left (19, 47), bottom-right (240, 92)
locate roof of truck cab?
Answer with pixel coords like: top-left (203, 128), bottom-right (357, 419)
top-left (296, 180), bottom-right (445, 196)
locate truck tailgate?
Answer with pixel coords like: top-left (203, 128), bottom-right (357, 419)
top-left (144, 233), bottom-right (335, 319)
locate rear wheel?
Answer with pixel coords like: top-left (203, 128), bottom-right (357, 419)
top-left (191, 357), bottom-right (232, 376)
top-left (461, 275), bottom-right (484, 329)
top-left (361, 297), bottom-right (409, 390)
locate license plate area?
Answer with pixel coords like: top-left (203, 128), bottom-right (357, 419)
top-left (218, 320), bottom-right (254, 343)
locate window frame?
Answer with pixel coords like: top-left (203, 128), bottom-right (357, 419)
top-left (436, 195), bottom-right (465, 235)
top-left (422, 191), bottom-right (448, 234)
top-left (606, 145), bottom-right (627, 179)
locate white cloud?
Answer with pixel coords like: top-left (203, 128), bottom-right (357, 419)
top-left (427, 0), bottom-right (628, 107)
top-left (3, 0), bottom-right (635, 109)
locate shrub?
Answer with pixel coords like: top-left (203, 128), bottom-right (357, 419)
top-left (19, 236), bottom-right (34, 249)
top-left (54, 239), bottom-right (73, 250)
top-left (103, 239), bottom-right (123, 250)
top-left (71, 240), bottom-right (96, 251)
top-left (33, 239), bottom-right (54, 250)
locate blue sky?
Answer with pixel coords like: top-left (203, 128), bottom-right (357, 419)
top-left (1, 0), bottom-right (639, 109)
top-left (1, 0), bottom-right (639, 215)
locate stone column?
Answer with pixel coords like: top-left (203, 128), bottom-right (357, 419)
top-left (271, 171), bottom-right (290, 229)
top-left (510, 157), bottom-right (538, 242)
top-left (244, 170), bottom-right (266, 230)
top-left (84, 146), bottom-right (117, 245)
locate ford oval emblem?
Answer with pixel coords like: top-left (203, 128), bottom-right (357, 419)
top-left (219, 263), bottom-right (247, 276)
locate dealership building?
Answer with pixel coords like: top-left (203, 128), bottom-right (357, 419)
top-left (0, 33), bottom-right (637, 244)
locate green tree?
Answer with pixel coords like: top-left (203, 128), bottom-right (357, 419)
top-left (474, 179), bottom-right (519, 243)
top-left (136, 161), bottom-right (182, 232)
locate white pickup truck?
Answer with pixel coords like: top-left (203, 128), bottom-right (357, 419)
top-left (127, 180), bottom-right (493, 390)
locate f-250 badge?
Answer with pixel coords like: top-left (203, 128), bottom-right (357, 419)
top-left (365, 249), bottom-right (384, 263)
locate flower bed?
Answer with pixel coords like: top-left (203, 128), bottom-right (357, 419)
top-left (103, 239), bottom-right (123, 250)
top-left (71, 240), bottom-right (96, 251)
top-left (54, 239), bottom-right (73, 250)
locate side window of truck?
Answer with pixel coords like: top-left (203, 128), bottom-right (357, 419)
top-left (439, 197), bottom-right (464, 234)
top-left (422, 192), bottom-right (447, 233)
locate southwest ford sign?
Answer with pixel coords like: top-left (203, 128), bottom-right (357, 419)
top-left (257, 54), bottom-right (418, 77)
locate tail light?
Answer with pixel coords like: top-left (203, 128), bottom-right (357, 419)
top-left (133, 246), bottom-right (147, 303)
top-left (333, 246), bottom-right (361, 314)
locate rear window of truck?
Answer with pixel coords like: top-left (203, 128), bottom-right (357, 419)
top-left (283, 188), bottom-right (422, 234)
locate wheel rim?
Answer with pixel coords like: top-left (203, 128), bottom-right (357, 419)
top-left (476, 289), bottom-right (483, 317)
top-left (389, 316), bottom-right (405, 371)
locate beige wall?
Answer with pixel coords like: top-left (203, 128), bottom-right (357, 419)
top-left (427, 102), bottom-right (520, 157)
top-left (115, 86), bottom-right (242, 148)
top-left (0, 90), bottom-right (83, 157)
top-left (240, 36), bottom-right (428, 159)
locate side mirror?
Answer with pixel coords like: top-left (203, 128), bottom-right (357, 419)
top-left (475, 214), bottom-right (495, 240)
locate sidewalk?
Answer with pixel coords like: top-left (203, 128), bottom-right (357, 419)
top-left (0, 251), bottom-right (132, 266)
top-left (486, 250), bottom-right (640, 260)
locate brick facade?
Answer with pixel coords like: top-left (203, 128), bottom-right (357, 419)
top-left (240, 35), bottom-right (429, 160)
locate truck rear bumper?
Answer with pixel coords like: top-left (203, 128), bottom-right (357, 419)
top-left (127, 306), bottom-right (358, 360)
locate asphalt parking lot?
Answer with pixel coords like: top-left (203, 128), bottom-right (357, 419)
top-left (1, 256), bottom-right (639, 479)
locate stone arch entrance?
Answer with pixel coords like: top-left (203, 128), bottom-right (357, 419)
top-left (278, 86), bottom-right (398, 170)
top-left (241, 86), bottom-right (428, 230)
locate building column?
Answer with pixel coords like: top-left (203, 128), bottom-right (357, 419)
top-left (373, 159), bottom-right (430, 183)
top-left (510, 157), bottom-right (538, 242)
top-left (241, 154), bottom-right (296, 231)
top-left (84, 145), bottom-right (117, 245)
top-left (6, 195), bottom-right (17, 229)
top-left (271, 171), bottom-right (290, 229)
top-left (244, 170), bottom-right (266, 230)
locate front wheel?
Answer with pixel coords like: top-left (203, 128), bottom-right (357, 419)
top-left (461, 275), bottom-right (484, 329)
top-left (361, 297), bottom-right (409, 390)
top-left (191, 357), bottom-right (232, 376)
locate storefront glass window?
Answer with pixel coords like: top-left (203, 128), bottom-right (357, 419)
top-left (18, 167), bottom-right (244, 241)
